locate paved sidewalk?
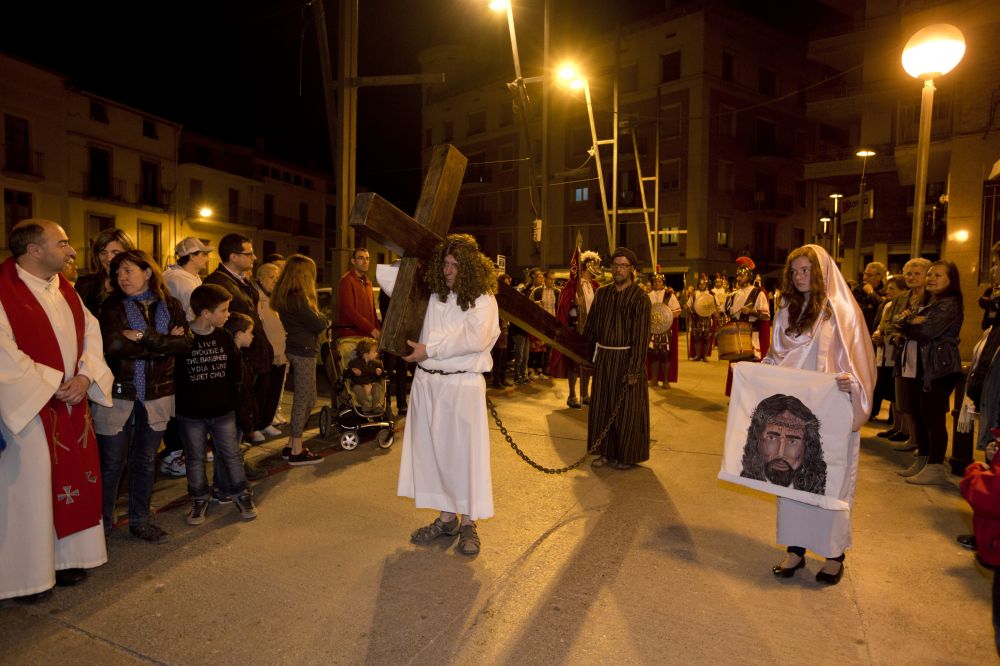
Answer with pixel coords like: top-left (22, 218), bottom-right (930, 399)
top-left (0, 355), bottom-right (994, 664)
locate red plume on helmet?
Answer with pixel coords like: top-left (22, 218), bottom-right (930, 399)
top-left (735, 255), bottom-right (756, 276)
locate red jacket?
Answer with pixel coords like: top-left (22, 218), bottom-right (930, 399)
top-left (961, 456), bottom-right (1000, 567)
top-left (338, 270), bottom-right (380, 338)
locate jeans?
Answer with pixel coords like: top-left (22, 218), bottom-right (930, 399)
top-left (96, 401), bottom-right (163, 528)
top-left (178, 412), bottom-right (247, 500)
top-left (511, 334), bottom-right (528, 380)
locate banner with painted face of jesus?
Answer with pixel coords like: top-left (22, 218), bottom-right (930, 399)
top-left (718, 362), bottom-right (854, 510)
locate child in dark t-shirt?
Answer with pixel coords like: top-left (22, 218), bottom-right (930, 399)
top-left (347, 338), bottom-right (384, 412)
top-left (176, 284), bottom-right (257, 525)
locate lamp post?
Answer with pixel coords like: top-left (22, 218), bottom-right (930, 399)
top-left (557, 63), bottom-right (614, 252)
top-left (901, 24), bottom-right (966, 259)
top-left (854, 149), bottom-right (875, 272)
top-left (829, 193), bottom-right (844, 262)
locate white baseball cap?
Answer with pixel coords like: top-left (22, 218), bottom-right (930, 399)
top-left (175, 237), bottom-right (214, 258)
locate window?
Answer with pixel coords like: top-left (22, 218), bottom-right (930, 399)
top-left (754, 119), bottom-right (777, 155)
top-left (752, 220), bottom-right (777, 263)
top-left (661, 51), bottom-right (681, 83)
top-left (264, 194), bottom-right (275, 227)
top-left (189, 178), bottom-right (203, 203)
top-left (662, 103), bottom-right (682, 139)
top-left (981, 180), bottom-right (1000, 283)
top-left (89, 101), bottom-right (108, 123)
top-left (722, 52), bottom-right (734, 82)
top-left (574, 186), bottom-right (590, 203)
top-left (792, 227), bottom-right (805, 249)
top-left (464, 152), bottom-right (490, 184)
top-left (499, 144), bottom-right (515, 171)
top-left (139, 160), bottom-right (161, 207)
top-left (293, 175), bottom-right (302, 186)
top-left (716, 216), bottom-right (733, 248)
top-left (138, 221), bottom-right (161, 264)
top-left (568, 127), bottom-right (591, 157)
top-left (304, 178), bottom-right (312, 190)
top-left (718, 160), bottom-right (735, 193)
top-left (758, 67), bottom-right (776, 96)
top-left (467, 111), bottom-right (486, 136)
top-left (4, 114), bottom-right (36, 176)
top-left (499, 103), bottom-right (513, 128)
top-left (499, 190), bottom-right (513, 214)
top-left (620, 64), bottom-right (639, 93)
top-left (661, 159), bottom-right (681, 191)
top-left (142, 119), bottom-right (158, 139)
top-left (3, 189), bottom-right (32, 244)
top-left (83, 213), bottom-right (113, 266)
top-left (228, 188), bottom-right (240, 224)
top-left (299, 202), bottom-right (310, 235)
top-left (659, 214), bottom-right (681, 247)
top-left (282, 172), bottom-right (292, 183)
top-left (754, 172), bottom-right (777, 209)
top-left (443, 121), bottom-right (453, 142)
top-left (88, 147), bottom-right (112, 198)
top-left (718, 105), bottom-right (736, 138)
top-left (270, 167), bottom-right (280, 179)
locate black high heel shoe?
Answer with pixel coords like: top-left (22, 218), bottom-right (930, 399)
top-left (815, 561), bottom-right (845, 585)
top-left (772, 556), bottom-right (806, 578)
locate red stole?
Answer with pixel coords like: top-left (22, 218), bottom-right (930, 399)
top-left (0, 258), bottom-right (102, 538)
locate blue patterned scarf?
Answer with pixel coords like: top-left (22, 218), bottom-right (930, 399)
top-left (123, 291), bottom-right (170, 401)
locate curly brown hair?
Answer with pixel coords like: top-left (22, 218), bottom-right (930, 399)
top-left (781, 245), bottom-right (830, 336)
top-left (425, 233), bottom-right (497, 311)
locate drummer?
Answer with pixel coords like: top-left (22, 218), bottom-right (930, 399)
top-left (686, 274), bottom-right (716, 362)
top-left (723, 256), bottom-right (771, 396)
top-left (647, 273), bottom-right (681, 387)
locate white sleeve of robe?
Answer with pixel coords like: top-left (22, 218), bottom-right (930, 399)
top-left (423, 294), bottom-right (500, 362)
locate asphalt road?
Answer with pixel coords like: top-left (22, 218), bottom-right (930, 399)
top-left (0, 356), bottom-right (994, 665)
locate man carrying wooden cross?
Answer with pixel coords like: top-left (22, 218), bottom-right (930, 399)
top-left (396, 234), bottom-right (499, 557)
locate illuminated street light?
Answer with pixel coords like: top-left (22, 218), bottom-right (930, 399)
top-left (198, 206), bottom-right (214, 219)
top-left (829, 193), bottom-right (844, 261)
top-left (555, 61), bottom-right (613, 250)
top-left (901, 24), bottom-right (965, 258)
top-left (854, 149), bottom-right (875, 272)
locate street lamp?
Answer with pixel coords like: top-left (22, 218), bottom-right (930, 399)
top-left (854, 149), bottom-right (875, 272)
top-left (829, 193), bottom-right (844, 261)
top-left (198, 206), bottom-right (214, 219)
top-left (901, 23), bottom-right (966, 258)
top-left (557, 62), bottom-right (614, 251)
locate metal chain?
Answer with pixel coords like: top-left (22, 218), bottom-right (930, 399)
top-left (486, 389), bottom-right (629, 474)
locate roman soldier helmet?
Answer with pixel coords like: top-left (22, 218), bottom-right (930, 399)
top-left (735, 256), bottom-right (756, 278)
top-left (580, 250), bottom-right (601, 277)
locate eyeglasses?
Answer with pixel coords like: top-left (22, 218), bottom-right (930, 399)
top-left (236, 251), bottom-right (256, 257)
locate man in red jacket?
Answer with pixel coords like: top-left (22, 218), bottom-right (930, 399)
top-left (338, 248), bottom-right (381, 339)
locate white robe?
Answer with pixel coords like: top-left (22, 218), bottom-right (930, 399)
top-left (764, 246), bottom-right (875, 558)
top-left (0, 266), bottom-right (113, 599)
top-left (397, 292), bottom-right (500, 521)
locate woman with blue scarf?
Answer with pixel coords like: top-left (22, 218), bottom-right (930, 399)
top-left (94, 250), bottom-right (191, 543)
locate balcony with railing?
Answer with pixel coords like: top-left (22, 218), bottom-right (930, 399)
top-left (82, 171), bottom-right (127, 201)
top-left (2, 145), bottom-right (44, 178)
top-left (135, 185), bottom-right (170, 210)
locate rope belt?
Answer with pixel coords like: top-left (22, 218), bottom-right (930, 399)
top-left (416, 364), bottom-right (476, 376)
top-left (593, 342), bottom-right (630, 362)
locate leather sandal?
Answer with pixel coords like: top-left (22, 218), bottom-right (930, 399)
top-left (458, 523), bottom-right (480, 556)
top-left (410, 517), bottom-right (460, 544)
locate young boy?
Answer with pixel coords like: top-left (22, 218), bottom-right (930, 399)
top-left (347, 338), bottom-right (384, 412)
top-left (176, 284), bottom-right (258, 524)
top-left (224, 313), bottom-right (257, 439)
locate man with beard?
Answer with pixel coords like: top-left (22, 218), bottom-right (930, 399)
top-left (585, 247), bottom-right (650, 470)
top-left (740, 394), bottom-right (827, 495)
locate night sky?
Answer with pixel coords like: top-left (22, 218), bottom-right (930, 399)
top-left (2, 1), bottom-right (841, 210)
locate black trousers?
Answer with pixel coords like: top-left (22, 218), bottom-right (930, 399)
top-left (254, 363), bottom-right (287, 430)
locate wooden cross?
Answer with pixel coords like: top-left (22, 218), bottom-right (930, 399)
top-left (349, 144), bottom-right (592, 366)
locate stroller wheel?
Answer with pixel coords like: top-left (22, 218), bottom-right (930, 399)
top-left (339, 431), bottom-right (360, 451)
top-left (319, 406), bottom-right (332, 437)
top-left (376, 429), bottom-right (394, 449)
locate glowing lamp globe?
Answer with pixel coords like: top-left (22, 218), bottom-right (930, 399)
top-left (902, 24), bottom-right (966, 79)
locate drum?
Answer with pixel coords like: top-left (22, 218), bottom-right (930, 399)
top-left (649, 301), bottom-right (674, 335)
top-left (693, 293), bottom-right (716, 317)
top-left (716, 321), bottom-right (754, 361)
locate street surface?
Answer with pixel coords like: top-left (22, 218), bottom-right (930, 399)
top-left (0, 355), bottom-right (993, 665)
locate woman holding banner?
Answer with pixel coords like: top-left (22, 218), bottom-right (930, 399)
top-left (763, 245), bottom-right (875, 585)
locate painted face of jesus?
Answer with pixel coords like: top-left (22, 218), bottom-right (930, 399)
top-left (759, 411), bottom-right (806, 487)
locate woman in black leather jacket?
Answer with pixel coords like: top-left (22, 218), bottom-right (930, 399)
top-left (94, 250), bottom-right (191, 542)
top-left (896, 260), bottom-right (964, 485)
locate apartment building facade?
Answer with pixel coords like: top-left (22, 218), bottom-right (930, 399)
top-left (420, 3), bottom-right (826, 286)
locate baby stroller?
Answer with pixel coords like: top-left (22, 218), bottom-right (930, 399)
top-left (318, 334), bottom-right (395, 450)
